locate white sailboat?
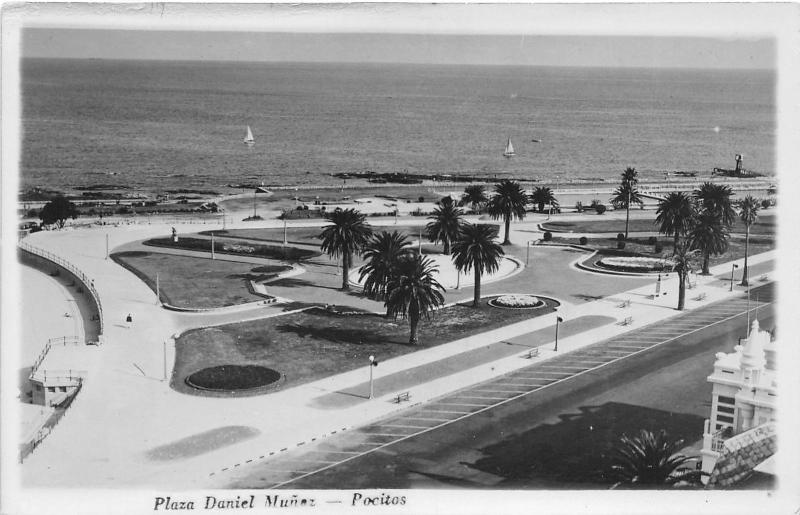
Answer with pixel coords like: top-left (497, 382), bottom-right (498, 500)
top-left (503, 138), bottom-right (515, 157)
top-left (243, 126), bottom-right (255, 146)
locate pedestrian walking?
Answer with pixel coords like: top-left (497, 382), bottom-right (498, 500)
top-left (655, 274), bottom-right (662, 298)
top-left (125, 313), bottom-right (133, 329)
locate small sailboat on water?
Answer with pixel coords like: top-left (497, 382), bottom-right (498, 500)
top-left (503, 138), bottom-right (515, 157)
top-left (243, 126), bottom-right (255, 146)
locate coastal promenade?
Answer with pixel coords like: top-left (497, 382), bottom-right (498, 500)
top-left (15, 210), bottom-right (776, 494)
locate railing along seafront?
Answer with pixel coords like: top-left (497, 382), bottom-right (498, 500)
top-left (28, 336), bottom-right (81, 381)
top-left (18, 240), bottom-right (105, 335)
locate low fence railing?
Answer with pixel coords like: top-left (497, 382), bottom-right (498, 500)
top-left (29, 336), bottom-right (81, 380)
top-left (19, 378), bottom-right (84, 463)
top-left (18, 241), bottom-right (104, 335)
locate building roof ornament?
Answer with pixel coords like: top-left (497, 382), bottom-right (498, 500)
top-left (740, 319), bottom-right (766, 374)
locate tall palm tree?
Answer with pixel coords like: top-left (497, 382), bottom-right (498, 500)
top-left (426, 197), bottom-right (464, 255)
top-left (655, 192), bottom-right (696, 252)
top-left (695, 182), bottom-right (737, 227)
top-left (530, 186), bottom-right (558, 213)
top-left (487, 179), bottom-right (528, 245)
top-left (610, 167), bottom-right (643, 239)
top-left (318, 208), bottom-right (373, 290)
top-left (461, 184), bottom-right (488, 213)
top-left (384, 254), bottom-right (445, 345)
top-left (359, 231), bottom-right (412, 302)
top-left (607, 429), bottom-right (700, 487)
top-left (672, 241), bottom-right (698, 311)
top-left (689, 212), bottom-right (729, 275)
top-left (451, 223), bottom-right (505, 307)
top-left (737, 195), bottom-right (760, 286)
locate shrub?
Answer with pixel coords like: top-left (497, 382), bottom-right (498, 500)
top-left (595, 204), bottom-right (607, 215)
top-left (590, 199), bottom-right (601, 208)
top-left (579, 236), bottom-right (588, 245)
top-left (761, 199), bottom-right (771, 209)
top-left (654, 243), bottom-right (663, 253)
top-left (575, 201), bottom-right (584, 213)
top-left (617, 233), bottom-right (625, 241)
top-left (418, 196), bottom-right (425, 202)
top-left (543, 231), bottom-right (552, 241)
top-left (648, 236), bottom-right (657, 245)
top-left (617, 241), bottom-right (626, 250)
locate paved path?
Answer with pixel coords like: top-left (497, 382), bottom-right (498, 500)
top-left (15, 214), bottom-right (777, 495)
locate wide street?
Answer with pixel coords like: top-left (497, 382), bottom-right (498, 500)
top-left (218, 283), bottom-right (776, 489)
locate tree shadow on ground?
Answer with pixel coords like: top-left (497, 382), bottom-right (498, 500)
top-left (274, 320), bottom-right (395, 345)
top-left (464, 401), bottom-right (704, 488)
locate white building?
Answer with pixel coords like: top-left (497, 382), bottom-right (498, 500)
top-left (700, 318), bottom-right (777, 485)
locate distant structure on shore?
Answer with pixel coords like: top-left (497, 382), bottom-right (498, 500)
top-left (713, 153), bottom-right (762, 178)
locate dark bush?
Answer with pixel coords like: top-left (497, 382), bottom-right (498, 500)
top-left (617, 241), bottom-right (626, 250)
top-left (648, 236), bottom-right (657, 245)
top-left (575, 201), bottom-right (584, 213)
top-left (595, 204), bottom-right (607, 215)
top-left (418, 196), bottom-right (425, 202)
top-left (543, 231), bottom-right (552, 241)
top-left (579, 236), bottom-right (588, 245)
top-left (116, 206), bottom-right (131, 215)
top-left (654, 243), bottom-right (663, 253)
top-left (617, 233), bottom-right (625, 241)
top-left (761, 199), bottom-right (771, 209)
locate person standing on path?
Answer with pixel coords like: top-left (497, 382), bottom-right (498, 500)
top-left (125, 313), bottom-right (133, 329)
top-left (655, 274), bottom-right (662, 298)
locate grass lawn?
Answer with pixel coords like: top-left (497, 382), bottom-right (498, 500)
top-left (112, 251), bottom-right (291, 308)
top-left (172, 298), bottom-right (558, 396)
top-left (144, 236), bottom-right (320, 261)
top-left (541, 213), bottom-right (775, 236)
top-left (549, 233), bottom-right (775, 271)
top-left (201, 224), bottom-right (499, 247)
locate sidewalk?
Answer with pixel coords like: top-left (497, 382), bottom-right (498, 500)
top-left (17, 221), bottom-right (776, 489)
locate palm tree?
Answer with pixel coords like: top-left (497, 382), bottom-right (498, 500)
top-left (672, 241), bottom-right (698, 311)
top-left (655, 192), bottom-right (696, 252)
top-left (689, 212), bottom-right (729, 275)
top-left (461, 184), bottom-right (488, 213)
top-left (318, 208), bottom-right (373, 290)
top-left (451, 223), bottom-right (505, 307)
top-left (384, 254), bottom-right (445, 345)
top-left (487, 179), bottom-right (528, 245)
top-left (607, 429), bottom-right (700, 487)
top-left (610, 167), bottom-right (643, 239)
top-left (737, 195), bottom-right (760, 286)
top-left (530, 186), bottom-right (558, 213)
top-left (695, 182), bottom-right (737, 228)
top-left (359, 231), bottom-right (412, 301)
top-left (426, 197), bottom-right (464, 255)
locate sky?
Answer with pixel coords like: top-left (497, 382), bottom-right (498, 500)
top-left (21, 29), bottom-right (775, 70)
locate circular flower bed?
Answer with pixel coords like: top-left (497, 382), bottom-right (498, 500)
top-left (597, 256), bottom-right (674, 273)
top-left (185, 365), bottom-right (281, 392)
top-left (488, 294), bottom-right (544, 309)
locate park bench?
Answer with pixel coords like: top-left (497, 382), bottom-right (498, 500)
top-left (619, 316), bottom-right (633, 326)
top-left (617, 299), bottom-right (631, 308)
top-left (522, 348), bottom-right (540, 359)
top-left (393, 391), bottom-right (411, 403)
top-left (694, 292), bottom-right (707, 301)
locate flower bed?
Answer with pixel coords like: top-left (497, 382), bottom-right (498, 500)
top-left (488, 294), bottom-right (544, 309)
top-left (597, 256), bottom-right (674, 273)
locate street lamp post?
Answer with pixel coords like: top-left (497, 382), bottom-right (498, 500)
top-left (283, 210), bottom-right (288, 246)
top-left (554, 314), bottom-right (564, 352)
top-left (526, 241), bottom-right (533, 266)
top-left (156, 272), bottom-right (160, 305)
top-left (729, 263), bottom-right (739, 291)
top-left (105, 233), bottom-right (109, 260)
top-left (163, 340), bottom-right (168, 381)
top-left (368, 355), bottom-right (379, 399)
top-left (211, 232), bottom-right (215, 260)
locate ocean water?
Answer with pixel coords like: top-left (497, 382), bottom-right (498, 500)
top-left (20, 59), bottom-right (775, 192)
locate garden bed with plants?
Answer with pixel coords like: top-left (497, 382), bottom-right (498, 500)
top-left (112, 251), bottom-right (291, 308)
top-left (172, 297), bottom-right (558, 396)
